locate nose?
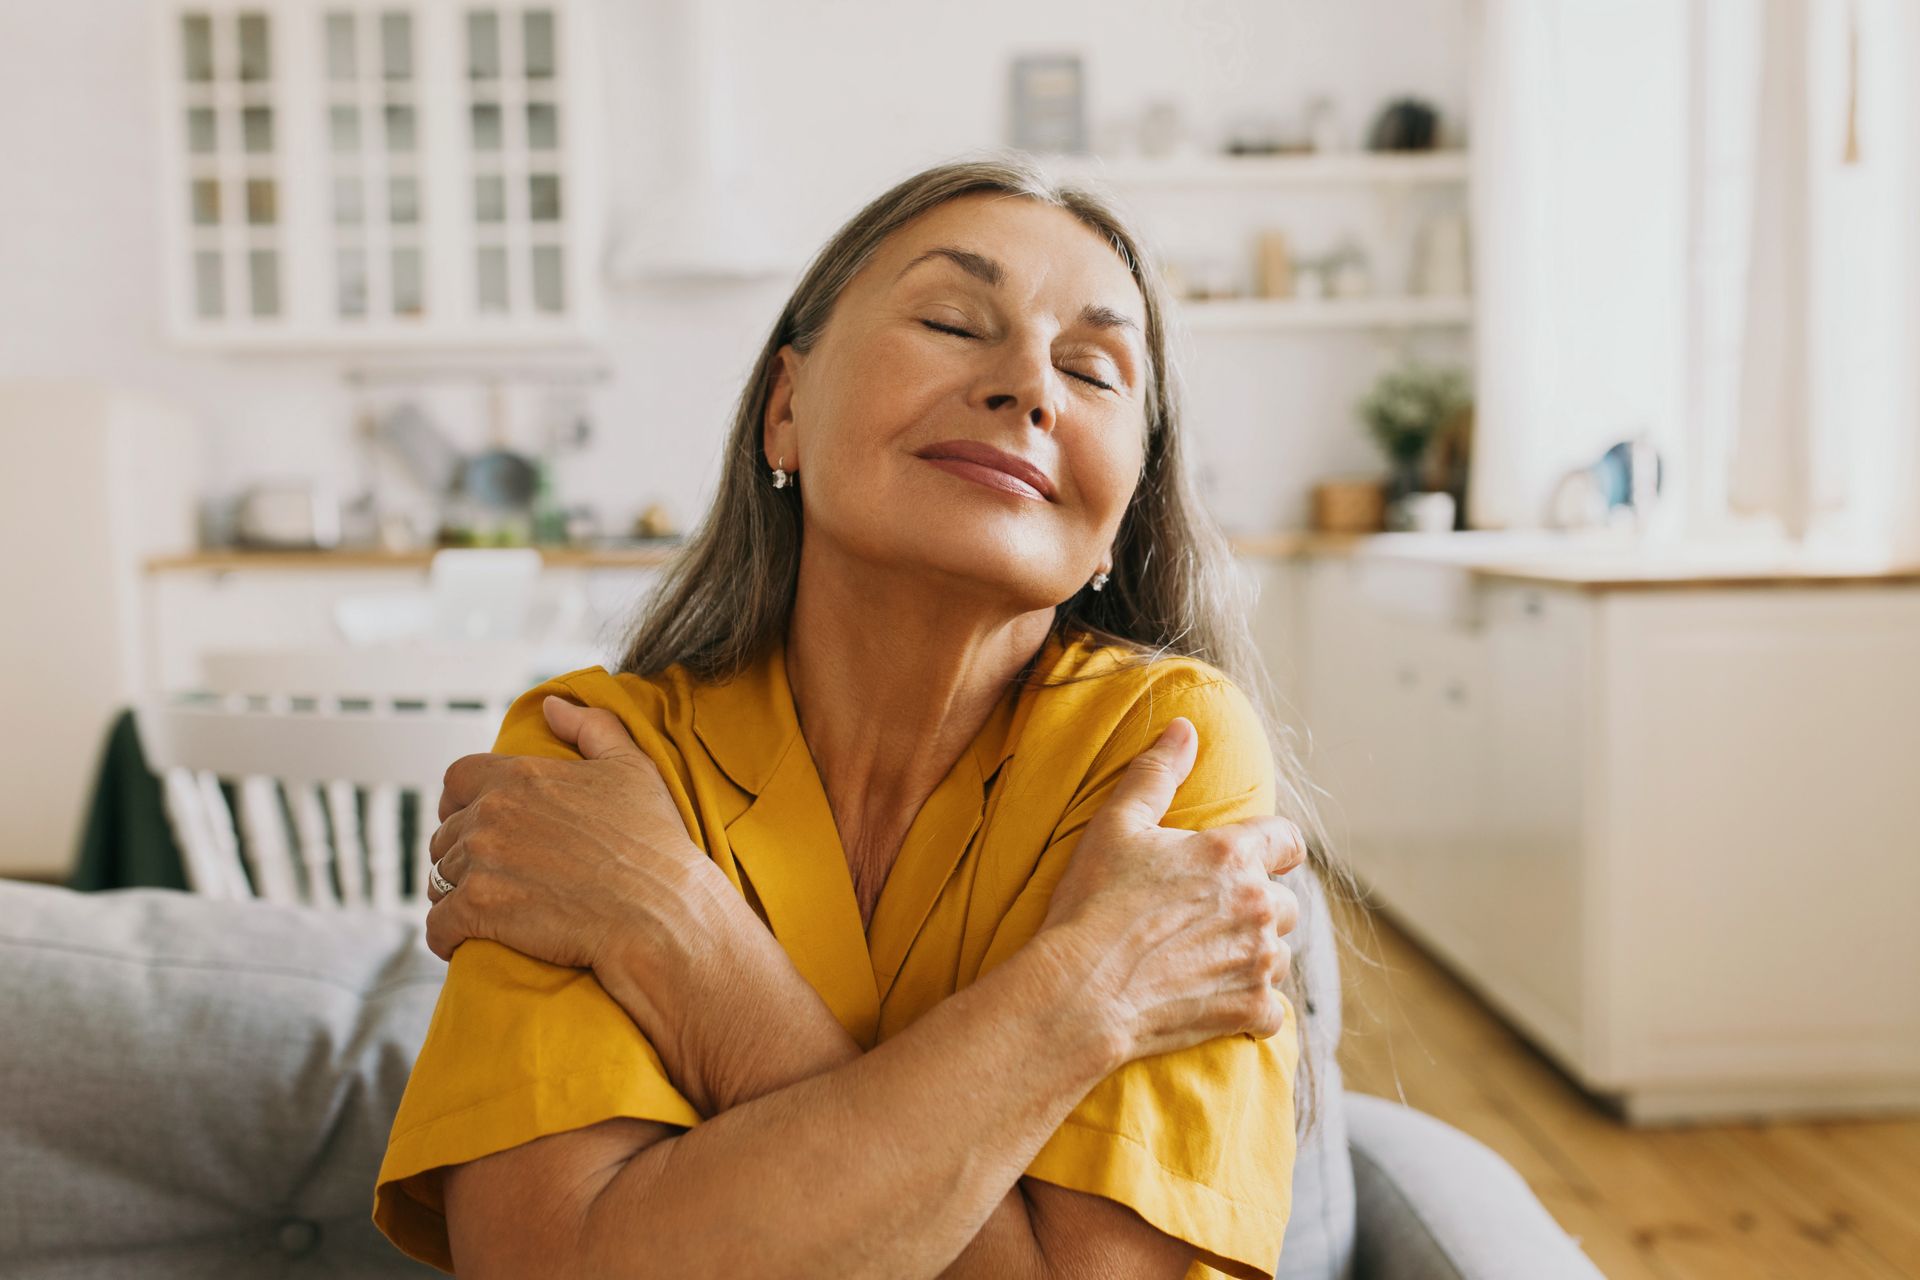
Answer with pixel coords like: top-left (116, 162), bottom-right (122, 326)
top-left (977, 335), bottom-right (1059, 431)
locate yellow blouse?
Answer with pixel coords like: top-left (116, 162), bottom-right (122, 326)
top-left (373, 628), bottom-right (1298, 1279)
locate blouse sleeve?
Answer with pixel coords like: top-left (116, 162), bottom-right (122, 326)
top-left (371, 676), bottom-right (702, 1274)
top-left (1019, 674), bottom-right (1301, 1280)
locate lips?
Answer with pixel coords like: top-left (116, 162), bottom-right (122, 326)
top-left (916, 439), bottom-right (1057, 502)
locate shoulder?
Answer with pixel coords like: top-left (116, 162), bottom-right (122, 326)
top-left (490, 664), bottom-right (697, 761)
top-left (1032, 636), bottom-right (1266, 756)
top-left (1023, 636), bottom-right (1275, 824)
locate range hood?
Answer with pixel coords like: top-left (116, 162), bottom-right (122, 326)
top-left (604, 0), bottom-right (791, 285)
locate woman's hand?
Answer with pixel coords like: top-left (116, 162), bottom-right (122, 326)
top-left (1036, 716), bottom-right (1306, 1064)
top-left (427, 696), bottom-right (836, 1118)
top-left (424, 696), bottom-right (719, 983)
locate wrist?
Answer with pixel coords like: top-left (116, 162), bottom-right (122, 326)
top-left (1017, 924), bottom-right (1135, 1081)
top-left (602, 851), bottom-right (834, 1116)
top-left (595, 852), bottom-right (736, 1088)
top-left (608, 842), bottom-right (736, 962)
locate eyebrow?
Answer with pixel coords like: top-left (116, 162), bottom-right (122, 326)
top-left (894, 245), bottom-right (1143, 340)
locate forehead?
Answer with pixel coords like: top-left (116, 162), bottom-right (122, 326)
top-left (872, 194), bottom-right (1143, 317)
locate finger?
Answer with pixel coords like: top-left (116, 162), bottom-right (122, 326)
top-left (1271, 938), bottom-right (1294, 990)
top-left (1243, 815), bottom-right (1307, 877)
top-left (439, 753), bottom-right (515, 822)
top-left (1103, 717), bottom-right (1200, 828)
top-left (543, 696), bottom-right (644, 761)
top-left (428, 803), bottom-right (475, 863)
top-left (1244, 973), bottom-right (1293, 1039)
top-left (423, 892), bottom-right (468, 962)
top-left (426, 841), bottom-right (469, 906)
top-left (1266, 880), bottom-right (1300, 940)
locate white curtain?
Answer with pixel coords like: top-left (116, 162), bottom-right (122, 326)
top-left (1725, 0), bottom-right (1821, 537)
top-left (1465, 0), bottom-right (1689, 531)
top-left (1470, 0), bottom-right (1920, 549)
top-left (1679, 0), bottom-right (1920, 552)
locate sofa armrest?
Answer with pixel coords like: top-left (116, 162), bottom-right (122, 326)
top-left (1345, 1093), bottom-right (1606, 1280)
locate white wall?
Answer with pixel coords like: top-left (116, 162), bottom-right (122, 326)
top-left (0, 0), bottom-right (1470, 537)
top-left (0, 385), bottom-right (198, 878)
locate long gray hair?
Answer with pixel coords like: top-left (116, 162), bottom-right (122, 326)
top-left (617, 151), bottom-right (1364, 1137)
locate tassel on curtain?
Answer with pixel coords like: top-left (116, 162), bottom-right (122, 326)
top-left (1843, 0), bottom-right (1861, 165)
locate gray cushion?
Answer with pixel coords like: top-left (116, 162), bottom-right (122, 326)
top-left (0, 881), bottom-right (445, 1278)
top-left (1347, 1094), bottom-right (1607, 1280)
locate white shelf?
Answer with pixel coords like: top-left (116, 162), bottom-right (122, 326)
top-left (1048, 150), bottom-right (1471, 189)
top-left (1176, 295), bottom-right (1473, 332)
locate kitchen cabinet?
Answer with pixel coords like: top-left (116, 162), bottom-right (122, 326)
top-left (157, 0), bottom-right (602, 350)
top-left (1298, 549), bottom-right (1920, 1123)
top-left (1239, 555), bottom-right (1304, 722)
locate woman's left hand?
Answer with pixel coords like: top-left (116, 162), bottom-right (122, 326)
top-left (423, 695), bottom-right (716, 976)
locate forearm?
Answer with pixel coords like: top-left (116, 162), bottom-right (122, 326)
top-left (596, 868), bottom-right (861, 1116)
top-left (595, 879), bottom-right (1065, 1278)
top-left (577, 927), bottom-right (1120, 1280)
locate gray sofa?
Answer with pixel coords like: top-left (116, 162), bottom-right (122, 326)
top-left (0, 875), bottom-right (1605, 1279)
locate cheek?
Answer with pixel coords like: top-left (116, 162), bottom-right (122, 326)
top-left (1070, 431), bottom-right (1145, 532)
top-left (810, 335), bottom-right (945, 457)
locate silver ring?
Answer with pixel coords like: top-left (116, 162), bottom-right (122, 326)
top-left (428, 859), bottom-right (456, 896)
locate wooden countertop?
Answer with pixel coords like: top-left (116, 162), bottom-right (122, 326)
top-left (1448, 562), bottom-right (1920, 591)
top-left (145, 533), bottom-right (1365, 573)
top-left (143, 533), bottom-right (1920, 589)
top-left (1345, 533), bottom-right (1920, 591)
top-left (145, 545), bottom-right (686, 572)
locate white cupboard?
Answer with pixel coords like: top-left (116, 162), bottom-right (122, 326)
top-left (1299, 551), bottom-right (1920, 1123)
top-left (157, 0), bottom-right (602, 349)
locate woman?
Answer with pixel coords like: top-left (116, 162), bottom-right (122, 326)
top-left (372, 154), bottom-right (1335, 1280)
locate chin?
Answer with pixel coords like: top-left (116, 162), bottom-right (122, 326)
top-left (908, 533), bottom-right (1078, 605)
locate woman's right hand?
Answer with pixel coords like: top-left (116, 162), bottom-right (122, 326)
top-left (1035, 716), bottom-right (1307, 1064)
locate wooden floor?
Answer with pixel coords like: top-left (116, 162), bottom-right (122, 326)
top-left (1333, 906), bottom-right (1920, 1280)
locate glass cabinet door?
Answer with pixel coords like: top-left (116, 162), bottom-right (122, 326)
top-left (322, 7), bottom-right (427, 323)
top-left (164, 0), bottom-right (591, 346)
top-left (177, 8), bottom-right (284, 323)
top-left (464, 6), bottom-right (568, 322)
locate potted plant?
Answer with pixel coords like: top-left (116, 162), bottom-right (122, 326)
top-left (1356, 361), bottom-right (1471, 529)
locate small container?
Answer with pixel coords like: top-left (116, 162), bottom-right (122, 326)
top-left (1387, 491), bottom-right (1457, 533)
top-left (1306, 96), bottom-right (1344, 152)
top-left (1312, 479), bottom-right (1386, 533)
top-left (1330, 242), bottom-right (1372, 298)
top-left (1256, 231), bottom-right (1294, 299)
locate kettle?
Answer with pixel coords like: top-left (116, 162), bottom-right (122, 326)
top-left (235, 482), bottom-right (344, 549)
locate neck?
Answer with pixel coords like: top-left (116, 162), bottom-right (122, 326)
top-left (783, 545), bottom-right (1054, 862)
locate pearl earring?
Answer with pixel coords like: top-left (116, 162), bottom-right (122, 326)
top-left (1090, 569), bottom-right (1109, 592)
top-left (771, 455), bottom-right (791, 489)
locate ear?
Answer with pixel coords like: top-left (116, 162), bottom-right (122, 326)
top-left (762, 344), bottom-right (801, 471)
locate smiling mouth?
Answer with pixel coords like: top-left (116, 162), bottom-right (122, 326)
top-left (914, 440), bottom-right (1058, 502)
top-left (920, 455), bottom-right (1051, 502)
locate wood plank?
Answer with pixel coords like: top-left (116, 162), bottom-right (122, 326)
top-left (1333, 904), bottom-right (1920, 1280)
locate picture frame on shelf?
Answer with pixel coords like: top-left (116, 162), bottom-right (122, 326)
top-left (1008, 53), bottom-right (1087, 155)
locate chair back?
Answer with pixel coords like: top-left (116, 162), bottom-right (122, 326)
top-left (198, 644), bottom-right (535, 704)
top-left (135, 691), bottom-right (501, 914)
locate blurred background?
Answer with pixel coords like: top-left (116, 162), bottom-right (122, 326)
top-left (2, 2), bottom-right (1917, 1276)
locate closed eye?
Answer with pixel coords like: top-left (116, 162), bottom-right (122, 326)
top-left (919, 320), bottom-right (1117, 392)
